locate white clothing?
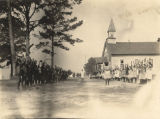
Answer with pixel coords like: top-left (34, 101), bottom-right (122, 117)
top-left (139, 71), bottom-right (146, 79)
top-left (115, 70), bottom-right (120, 77)
top-left (81, 69), bottom-right (84, 78)
top-left (103, 70), bottom-right (111, 79)
top-left (128, 70), bottom-right (132, 78)
top-left (133, 69), bottom-right (137, 78)
top-left (146, 69), bottom-right (152, 79)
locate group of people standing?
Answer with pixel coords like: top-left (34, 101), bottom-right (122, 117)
top-left (16, 58), bottom-right (71, 89)
top-left (102, 61), bottom-right (154, 85)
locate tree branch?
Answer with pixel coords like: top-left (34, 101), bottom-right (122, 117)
top-left (29, 22), bottom-right (40, 32)
top-left (29, 3), bottom-right (36, 20)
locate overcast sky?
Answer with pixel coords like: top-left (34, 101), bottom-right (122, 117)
top-left (31, 0), bottom-right (160, 73)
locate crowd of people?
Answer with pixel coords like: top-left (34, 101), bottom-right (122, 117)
top-left (16, 57), bottom-right (72, 89)
top-left (101, 58), bottom-right (154, 85)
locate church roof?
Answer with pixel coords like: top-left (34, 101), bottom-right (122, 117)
top-left (107, 18), bottom-right (116, 33)
top-left (107, 42), bottom-right (160, 55)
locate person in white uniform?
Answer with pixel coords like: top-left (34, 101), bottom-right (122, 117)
top-left (115, 69), bottom-right (120, 81)
top-left (146, 68), bottom-right (152, 82)
top-left (104, 69), bottom-right (111, 85)
top-left (81, 68), bottom-right (85, 81)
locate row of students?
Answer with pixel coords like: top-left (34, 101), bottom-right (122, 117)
top-left (101, 65), bottom-right (153, 85)
top-left (17, 58), bottom-right (71, 89)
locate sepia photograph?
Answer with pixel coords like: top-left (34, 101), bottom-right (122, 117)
top-left (0, 0), bottom-right (160, 118)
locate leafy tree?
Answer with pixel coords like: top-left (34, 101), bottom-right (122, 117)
top-left (36, 0), bottom-right (83, 68)
top-left (76, 73), bottom-right (81, 77)
top-left (84, 57), bottom-right (97, 75)
top-left (0, 0), bottom-right (25, 76)
top-left (12, 0), bottom-right (44, 59)
top-left (67, 69), bottom-right (72, 76)
top-left (73, 72), bottom-right (76, 78)
top-left (0, 16), bottom-right (26, 60)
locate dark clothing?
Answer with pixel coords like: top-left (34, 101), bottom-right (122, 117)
top-left (105, 79), bottom-right (110, 85)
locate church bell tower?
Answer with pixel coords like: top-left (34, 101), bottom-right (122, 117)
top-left (107, 18), bottom-right (116, 44)
top-left (102, 18), bottom-right (116, 62)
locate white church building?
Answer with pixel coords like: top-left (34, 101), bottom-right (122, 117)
top-left (100, 19), bottom-right (160, 76)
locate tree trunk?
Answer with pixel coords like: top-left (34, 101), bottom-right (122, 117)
top-left (8, 0), bottom-right (16, 78)
top-left (10, 59), bottom-right (13, 76)
top-left (25, 2), bottom-right (30, 60)
top-left (26, 18), bottom-right (30, 60)
top-left (51, 35), bottom-right (54, 69)
top-left (26, 28), bottom-right (30, 60)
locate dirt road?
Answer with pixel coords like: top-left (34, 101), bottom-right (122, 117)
top-left (0, 79), bottom-right (141, 118)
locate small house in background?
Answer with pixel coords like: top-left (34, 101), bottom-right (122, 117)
top-left (0, 66), bottom-right (10, 80)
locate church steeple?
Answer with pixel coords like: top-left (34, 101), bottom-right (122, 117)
top-left (108, 18), bottom-right (116, 33)
top-left (107, 18), bottom-right (116, 44)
